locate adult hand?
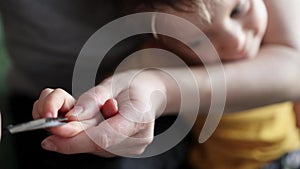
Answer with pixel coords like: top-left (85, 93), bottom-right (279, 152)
top-left (33, 70), bottom-right (168, 157)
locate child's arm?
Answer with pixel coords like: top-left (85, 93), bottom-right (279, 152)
top-left (166, 0), bottom-right (300, 113)
top-left (263, 0), bottom-right (300, 50)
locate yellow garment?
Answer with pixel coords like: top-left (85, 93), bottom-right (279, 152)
top-left (189, 102), bottom-right (300, 169)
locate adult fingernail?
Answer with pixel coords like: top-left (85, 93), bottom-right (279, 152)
top-left (41, 139), bottom-right (57, 151)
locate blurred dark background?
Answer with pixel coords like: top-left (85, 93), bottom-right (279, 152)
top-left (0, 19), bottom-right (17, 169)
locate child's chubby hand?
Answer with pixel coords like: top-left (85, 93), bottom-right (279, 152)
top-left (294, 103), bottom-right (300, 128)
top-left (32, 88), bottom-right (104, 138)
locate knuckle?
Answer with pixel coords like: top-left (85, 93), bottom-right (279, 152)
top-left (135, 122), bottom-right (152, 132)
top-left (131, 122), bottom-right (142, 133)
top-left (53, 88), bottom-right (66, 94)
top-left (137, 122), bottom-right (148, 130)
top-left (47, 88), bottom-right (66, 102)
top-left (41, 88), bottom-right (53, 95)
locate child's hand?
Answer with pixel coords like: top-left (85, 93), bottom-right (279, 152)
top-left (32, 88), bottom-right (96, 138)
top-left (293, 103), bottom-right (300, 128)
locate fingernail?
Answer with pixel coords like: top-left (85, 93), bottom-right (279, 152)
top-left (41, 139), bottom-right (57, 151)
top-left (66, 106), bottom-right (83, 117)
top-left (45, 112), bottom-right (53, 118)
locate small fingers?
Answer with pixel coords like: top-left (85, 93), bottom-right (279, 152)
top-left (32, 88), bottom-right (54, 119)
top-left (33, 88), bottom-right (75, 119)
top-left (39, 88), bottom-right (54, 100)
top-left (32, 100), bottom-right (41, 119)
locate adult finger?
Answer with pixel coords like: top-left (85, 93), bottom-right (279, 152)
top-left (41, 131), bottom-right (101, 155)
top-left (66, 86), bottom-right (112, 121)
top-left (41, 113), bottom-right (142, 155)
top-left (41, 125), bottom-right (116, 157)
top-left (48, 114), bottom-right (101, 138)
